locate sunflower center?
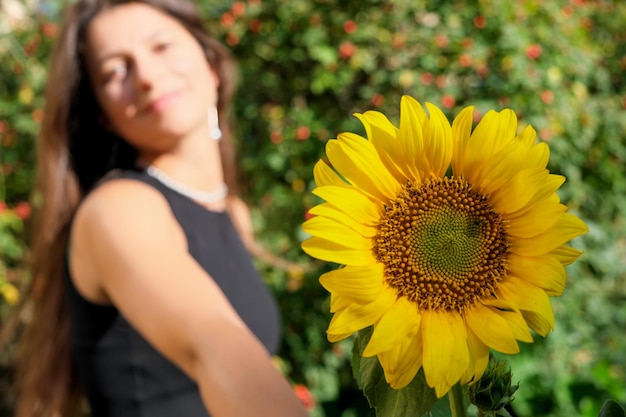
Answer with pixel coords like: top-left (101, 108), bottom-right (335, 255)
top-left (374, 177), bottom-right (508, 312)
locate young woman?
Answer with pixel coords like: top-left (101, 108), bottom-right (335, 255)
top-left (14, 1), bottom-right (309, 416)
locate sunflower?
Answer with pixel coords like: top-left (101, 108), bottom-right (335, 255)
top-left (302, 96), bottom-right (587, 398)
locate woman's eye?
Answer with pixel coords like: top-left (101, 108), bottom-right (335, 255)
top-left (154, 42), bottom-right (172, 53)
top-left (103, 64), bottom-right (128, 84)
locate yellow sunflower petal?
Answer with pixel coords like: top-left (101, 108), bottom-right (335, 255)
top-left (548, 193), bottom-right (561, 203)
top-left (423, 102), bottom-right (454, 177)
top-left (312, 185), bottom-right (381, 226)
top-left (476, 138), bottom-right (548, 195)
top-left (398, 96), bottom-right (427, 181)
top-left (308, 203), bottom-right (377, 237)
top-left (421, 309), bottom-right (470, 397)
top-left (517, 124), bottom-right (537, 148)
top-left (481, 297), bottom-right (519, 311)
top-left (510, 174), bottom-right (565, 215)
top-left (473, 140), bottom-right (530, 194)
top-left (326, 133), bottom-right (401, 201)
top-left (490, 168), bottom-right (549, 214)
top-left (327, 289), bottom-right (397, 340)
top-left (521, 310), bottom-right (555, 338)
top-left (327, 331), bottom-right (355, 343)
top-left (313, 159), bottom-right (349, 187)
top-left (465, 304), bottom-right (520, 354)
top-left (496, 308), bottom-right (534, 343)
top-left (356, 111), bottom-right (398, 142)
top-left (364, 296), bottom-right (421, 357)
top-left (505, 202), bottom-right (567, 239)
top-left (379, 330), bottom-right (423, 389)
top-left (497, 276), bottom-right (555, 336)
top-left (320, 264), bottom-right (385, 303)
top-left (301, 237), bottom-right (376, 266)
top-left (451, 105), bottom-right (475, 177)
top-left (463, 109), bottom-right (518, 181)
top-left (330, 292), bottom-right (353, 313)
top-left (355, 111), bottom-right (408, 183)
top-left (507, 253), bottom-right (567, 296)
top-left (511, 213), bottom-right (588, 257)
top-left (480, 298), bottom-right (534, 343)
top-left (473, 109), bottom-right (518, 153)
top-left (303, 216), bottom-right (371, 250)
top-left (461, 326), bottom-right (489, 384)
top-left (526, 141), bottom-right (550, 170)
top-left (550, 245), bottom-right (584, 266)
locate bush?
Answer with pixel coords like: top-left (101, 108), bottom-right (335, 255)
top-left (1, 0), bottom-right (624, 416)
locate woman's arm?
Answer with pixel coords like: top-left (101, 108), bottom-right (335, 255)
top-left (70, 179), bottom-right (308, 417)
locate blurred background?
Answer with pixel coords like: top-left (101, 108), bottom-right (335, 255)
top-left (0, 0), bottom-right (624, 416)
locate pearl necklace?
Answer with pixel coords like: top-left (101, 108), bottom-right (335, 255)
top-left (146, 165), bottom-right (228, 204)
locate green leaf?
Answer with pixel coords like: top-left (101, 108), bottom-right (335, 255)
top-left (309, 44), bottom-right (338, 67)
top-left (599, 400), bottom-right (626, 417)
top-left (428, 396), bottom-right (452, 417)
top-left (353, 327), bottom-right (438, 417)
top-left (351, 335), bottom-right (363, 390)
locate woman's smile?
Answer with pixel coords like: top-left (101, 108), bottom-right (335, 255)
top-left (144, 90), bottom-right (181, 114)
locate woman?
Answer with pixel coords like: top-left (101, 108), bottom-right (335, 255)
top-left (14, 0), bottom-right (309, 416)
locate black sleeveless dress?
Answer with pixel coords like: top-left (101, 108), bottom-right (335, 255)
top-left (65, 170), bottom-right (281, 417)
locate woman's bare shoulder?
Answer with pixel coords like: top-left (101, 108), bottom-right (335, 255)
top-left (78, 177), bottom-right (167, 217)
top-left (69, 177), bottom-right (186, 303)
top-left (72, 176), bottom-right (187, 257)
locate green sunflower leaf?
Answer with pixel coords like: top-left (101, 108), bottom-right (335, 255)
top-left (599, 400), bottom-right (626, 417)
top-left (353, 327), bottom-right (438, 417)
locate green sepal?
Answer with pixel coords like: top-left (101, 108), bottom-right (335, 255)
top-left (599, 400), bottom-right (626, 417)
top-left (467, 354), bottom-right (518, 415)
top-left (352, 327), bottom-right (438, 417)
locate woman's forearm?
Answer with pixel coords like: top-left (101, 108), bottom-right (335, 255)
top-left (193, 321), bottom-right (308, 417)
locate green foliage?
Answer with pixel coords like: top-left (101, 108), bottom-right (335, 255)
top-left (0, 5), bottom-right (46, 328)
top-left (0, 208), bottom-right (24, 311)
top-left (1, 0), bottom-right (625, 416)
top-left (0, 14), bottom-right (51, 203)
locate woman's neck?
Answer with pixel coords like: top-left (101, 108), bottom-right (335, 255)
top-left (139, 130), bottom-right (224, 193)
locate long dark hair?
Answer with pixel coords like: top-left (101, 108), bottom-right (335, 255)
top-left (14, 1), bottom-right (238, 416)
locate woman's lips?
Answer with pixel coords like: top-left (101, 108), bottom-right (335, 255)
top-left (145, 91), bottom-right (180, 113)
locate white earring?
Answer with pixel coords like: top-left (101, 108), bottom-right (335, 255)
top-left (209, 106), bottom-right (222, 141)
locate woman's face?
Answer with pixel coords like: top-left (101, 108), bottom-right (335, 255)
top-left (84, 2), bottom-right (218, 152)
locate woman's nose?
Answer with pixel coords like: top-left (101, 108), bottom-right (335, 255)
top-left (132, 53), bottom-right (164, 90)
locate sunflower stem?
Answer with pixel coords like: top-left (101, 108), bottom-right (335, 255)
top-left (448, 383), bottom-right (468, 417)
